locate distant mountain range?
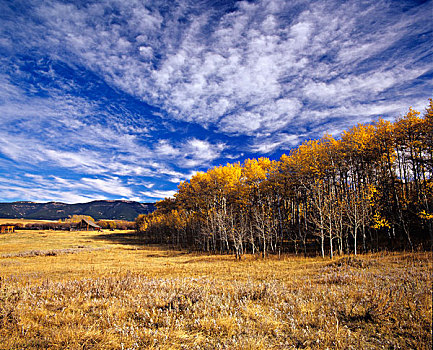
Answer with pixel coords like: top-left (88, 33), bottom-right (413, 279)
top-left (0, 200), bottom-right (156, 221)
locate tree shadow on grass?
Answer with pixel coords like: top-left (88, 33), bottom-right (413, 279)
top-left (88, 231), bottom-right (146, 247)
top-left (87, 231), bottom-right (189, 257)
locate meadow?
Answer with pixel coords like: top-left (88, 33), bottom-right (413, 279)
top-left (0, 219), bottom-right (58, 226)
top-left (0, 228), bottom-right (431, 349)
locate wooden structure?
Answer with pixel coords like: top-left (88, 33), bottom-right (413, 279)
top-left (0, 225), bottom-right (15, 233)
top-left (77, 219), bottom-right (101, 231)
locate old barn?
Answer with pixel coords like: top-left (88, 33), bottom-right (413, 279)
top-left (76, 219), bottom-right (101, 231)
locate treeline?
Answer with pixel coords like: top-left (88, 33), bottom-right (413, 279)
top-left (97, 220), bottom-right (135, 230)
top-left (8, 219), bottom-right (135, 231)
top-left (136, 101), bottom-right (433, 258)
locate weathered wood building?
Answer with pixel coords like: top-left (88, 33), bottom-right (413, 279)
top-left (76, 218), bottom-right (101, 231)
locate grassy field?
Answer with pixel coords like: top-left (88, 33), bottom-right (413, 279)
top-left (0, 229), bottom-right (431, 349)
top-left (0, 218), bottom-right (58, 226)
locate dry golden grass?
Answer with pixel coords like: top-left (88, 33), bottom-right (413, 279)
top-left (0, 218), bottom-right (58, 226)
top-left (0, 229), bottom-right (431, 349)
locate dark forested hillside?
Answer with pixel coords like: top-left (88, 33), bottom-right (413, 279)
top-left (136, 100), bottom-right (433, 257)
top-left (0, 200), bottom-right (155, 221)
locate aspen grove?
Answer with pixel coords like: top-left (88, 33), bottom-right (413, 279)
top-left (136, 100), bottom-right (433, 258)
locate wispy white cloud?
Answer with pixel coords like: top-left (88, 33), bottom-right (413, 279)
top-left (302, 68), bottom-right (428, 105)
top-left (81, 177), bottom-right (133, 197)
top-left (181, 138), bottom-right (226, 168)
top-left (152, 138), bottom-right (226, 168)
top-left (140, 189), bottom-right (177, 199)
top-left (155, 139), bottom-right (181, 158)
top-left (0, 175), bottom-right (107, 203)
top-left (251, 134), bottom-right (304, 154)
top-left (1, 172), bottom-right (176, 203)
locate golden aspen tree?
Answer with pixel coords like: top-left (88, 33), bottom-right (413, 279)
top-left (135, 100), bottom-right (432, 255)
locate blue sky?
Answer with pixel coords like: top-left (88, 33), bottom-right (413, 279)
top-left (0, 0), bottom-right (432, 203)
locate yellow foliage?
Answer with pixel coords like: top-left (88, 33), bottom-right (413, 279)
top-left (372, 213), bottom-right (391, 229)
top-left (418, 210), bottom-right (433, 221)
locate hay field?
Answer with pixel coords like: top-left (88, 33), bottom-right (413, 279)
top-left (0, 229), bottom-right (431, 349)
